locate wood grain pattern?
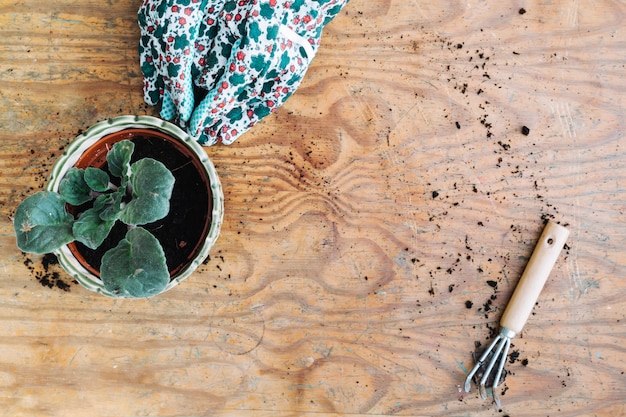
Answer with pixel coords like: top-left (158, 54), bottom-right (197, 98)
top-left (0, 1), bottom-right (624, 416)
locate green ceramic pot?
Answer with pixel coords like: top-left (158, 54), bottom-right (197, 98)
top-left (47, 115), bottom-right (223, 298)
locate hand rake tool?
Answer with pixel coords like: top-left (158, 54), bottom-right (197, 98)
top-left (464, 221), bottom-right (569, 405)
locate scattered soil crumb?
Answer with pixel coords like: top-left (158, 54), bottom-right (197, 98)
top-left (23, 253), bottom-right (76, 292)
top-left (428, 283), bottom-right (435, 296)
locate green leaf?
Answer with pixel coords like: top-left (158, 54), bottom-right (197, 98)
top-left (100, 227), bottom-right (169, 298)
top-left (248, 21), bottom-right (261, 42)
top-left (84, 167), bottom-right (111, 192)
top-left (174, 34), bottom-right (188, 50)
top-left (167, 62), bottom-right (181, 78)
top-left (94, 190), bottom-right (124, 222)
top-left (259, 3), bottom-right (274, 19)
top-left (223, 0), bottom-right (236, 11)
top-left (229, 72), bottom-right (246, 87)
top-left (14, 191), bottom-right (74, 254)
top-left (250, 54), bottom-right (268, 72)
top-left (107, 140), bottom-right (134, 179)
top-left (266, 24), bottom-right (279, 39)
top-left (59, 168), bottom-right (92, 205)
top-left (225, 107), bottom-right (243, 122)
top-left (119, 158), bottom-right (175, 225)
top-left (72, 208), bottom-right (116, 250)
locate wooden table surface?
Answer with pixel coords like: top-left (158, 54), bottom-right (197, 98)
top-left (1, 1), bottom-right (624, 416)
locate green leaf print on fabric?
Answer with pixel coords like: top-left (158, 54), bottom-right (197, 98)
top-left (250, 54), bottom-right (268, 72)
top-left (247, 20), bottom-right (262, 43)
top-left (138, 0), bottom-right (350, 146)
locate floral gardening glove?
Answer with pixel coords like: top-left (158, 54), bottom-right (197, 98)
top-left (138, 0), bottom-right (349, 145)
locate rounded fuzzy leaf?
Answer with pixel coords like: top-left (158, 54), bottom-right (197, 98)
top-left (59, 168), bottom-right (92, 206)
top-left (100, 227), bottom-right (169, 298)
top-left (130, 158), bottom-right (175, 199)
top-left (14, 191), bottom-right (74, 254)
top-left (94, 190), bottom-right (123, 222)
top-left (84, 167), bottom-right (111, 192)
top-left (72, 208), bottom-right (116, 250)
top-left (107, 140), bottom-right (134, 179)
top-left (119, 158), bottom-right (175, 225)
top-left (119, 193), bottom-right (169, 226)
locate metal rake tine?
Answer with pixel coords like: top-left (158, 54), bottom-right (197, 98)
top-left (464, 333), bottom-right (503, 392)
top-left (492, 337), bottom-right (511, 407)
top-left (479, 336), bottom-right (508, 400)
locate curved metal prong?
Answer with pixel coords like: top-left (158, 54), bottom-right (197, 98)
top-left (479, 336), bottom-right (508, 399)
top-left (464, 334), bottom-right (503, 392)
top-left (492, 337), bottom-right (511, 407)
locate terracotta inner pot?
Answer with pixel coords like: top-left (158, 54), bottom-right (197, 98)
top-left (66, 128), bottom-right (213, 279)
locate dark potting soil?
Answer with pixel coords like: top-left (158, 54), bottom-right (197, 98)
top-left (71, 133), bottom-right (212, 278)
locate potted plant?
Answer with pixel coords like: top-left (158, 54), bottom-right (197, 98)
top-left (14, 116), bottom-right (223, 298)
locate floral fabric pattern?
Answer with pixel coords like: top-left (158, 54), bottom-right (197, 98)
top-left (138, 0), bottom-right (349, 145)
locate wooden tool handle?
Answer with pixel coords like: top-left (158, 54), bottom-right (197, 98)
top-left (500, 221), bottom-right (570, 336)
